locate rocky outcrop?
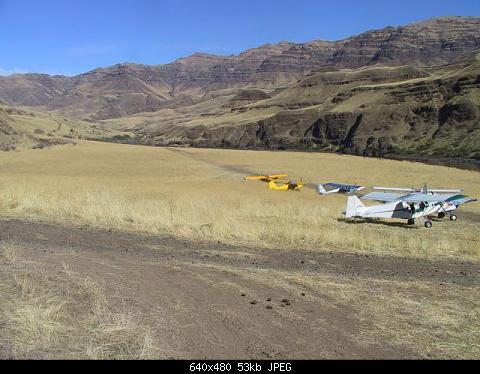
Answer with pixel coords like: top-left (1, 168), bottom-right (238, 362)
top-left (225, 89), bottom-right (271, 109)
top-left (325, 17), bottom-right (480, 68)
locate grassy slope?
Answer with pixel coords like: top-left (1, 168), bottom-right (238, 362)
top-left (0, 141), bottom-right (478, 261)
top-left (0, 105), bottom-right (127, 151)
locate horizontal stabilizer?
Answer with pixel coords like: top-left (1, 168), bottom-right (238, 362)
top-left (318, 184), bottom-right (336, 195)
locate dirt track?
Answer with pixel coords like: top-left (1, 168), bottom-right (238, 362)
top-left (1, 219), bottom-right (479, 359)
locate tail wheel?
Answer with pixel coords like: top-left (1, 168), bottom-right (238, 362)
top-left (450, 214), bottom-right (458, 221)
top-left (424, 221), bottom-right (433, 229)
top-left (407, 219), bottom-right (415, 226)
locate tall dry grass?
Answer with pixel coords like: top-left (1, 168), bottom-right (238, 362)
top-left (0, 240), bottom-right (157, 359)
top-left (0, 141), bottom-right (479, 260)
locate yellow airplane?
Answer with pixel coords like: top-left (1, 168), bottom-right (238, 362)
top-left (243, 174), bottom-right (289, 183)
top-left (268, 179), bottom-right (305, 191)
top-left (244, 174), bottom-right (304, 191)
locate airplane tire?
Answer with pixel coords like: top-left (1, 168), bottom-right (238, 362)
top-left (407, 219), bottom-right (415, 226)
top-left (438, 212), bottom-right (446, 219)
top-left (424, 221), bottom-right (433, 229)
top-left (450, 215), bottom-right (458, 221)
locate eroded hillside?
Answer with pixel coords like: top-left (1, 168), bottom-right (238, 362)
top-left (101, 55), bottom-right (480, 160)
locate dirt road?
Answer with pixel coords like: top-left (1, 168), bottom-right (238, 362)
top-left (1, 219), bottom-right (479, 359)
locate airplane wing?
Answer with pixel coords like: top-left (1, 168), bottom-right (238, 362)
top-left (244, 174), bottom-right (289, 182)
top-left (399, 193), bottom-right (451, 203)
top-left (270, 174), bottom-right (289, 180)
top-left (361, 192), bottom-right (405, 202)
top-left (443, 195), bottom-right (477, 206)
top-left (362, 189), bottom-right (476, 207)
top-left (325, 183), bottom-right (363, 190)
top-left (374, 186), bottom-right (463, 193)
top-left (427, 189), bottom-right (464, 193)
top-left (399, 193), bottom-right (477, 205)
top-left (374, 187), bottom-right (416, 192)
top-left (324, 183), bottom-right (344, 189)
top-left (244, 176), bottom-right (266, 181)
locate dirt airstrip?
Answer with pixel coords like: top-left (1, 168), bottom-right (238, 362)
top-left (1, 218), bottom-right (478, 359)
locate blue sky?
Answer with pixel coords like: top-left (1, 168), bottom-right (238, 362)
top-left (1, 0), bottom-right (479, 76)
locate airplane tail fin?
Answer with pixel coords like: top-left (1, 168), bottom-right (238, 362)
top-left (346, 196), bottom-right (366, 218)
top-left (318, 184), bottom-right (327, 195)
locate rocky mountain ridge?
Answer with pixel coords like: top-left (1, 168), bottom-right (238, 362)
top-left (0, 16), bottom-right (479, 161)
top-left (0, 17), bottom-right (479, 120)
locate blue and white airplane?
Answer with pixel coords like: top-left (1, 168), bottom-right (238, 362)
top-left (318, 183), bottom-right (365, 195)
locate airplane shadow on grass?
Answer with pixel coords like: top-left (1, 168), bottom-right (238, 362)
top-left (337, 217), bottom-right (419, 229)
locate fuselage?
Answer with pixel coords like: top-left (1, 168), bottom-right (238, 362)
top-left (350, 199), bottom-right (442, 219)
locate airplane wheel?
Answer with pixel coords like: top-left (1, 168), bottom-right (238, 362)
top-left (438, 212), bottom-right (446, 219)
top-left (424, 221), bottom-right (433, 229)
top-left (450, 215), bottom-right (458, 221)
top-left (407, 219), bottom-right (415, 226)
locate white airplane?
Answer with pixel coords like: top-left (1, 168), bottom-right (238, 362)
top-left (345, 185), bottom-right (477, 228)
top-left (318, 183), bottom-right (365, 195)
top-left (366, 184), bottom-right (472, 218)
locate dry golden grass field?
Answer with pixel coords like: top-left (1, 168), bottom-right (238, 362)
top-left (1, 141), bottom-right (480, 359)
top-left (0, 141), bottom-right (479, 260)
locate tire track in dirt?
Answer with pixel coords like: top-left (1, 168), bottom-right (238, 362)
top-left (1, 218), bottom-right (479, 359)
top-left (2, 219), bottom-right (478, 286)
